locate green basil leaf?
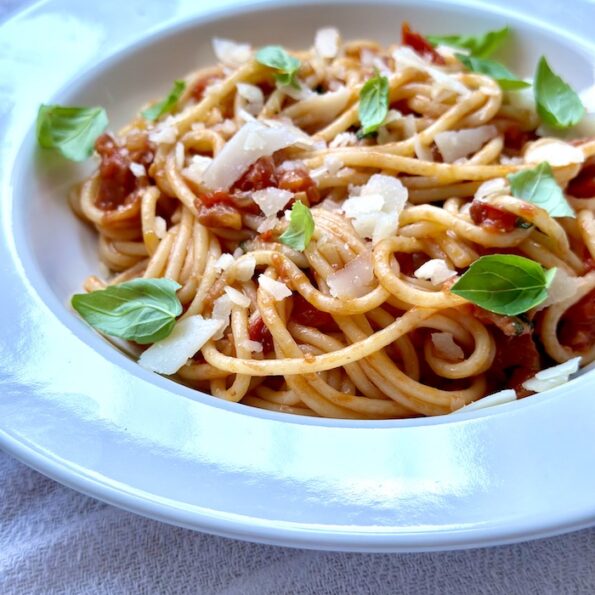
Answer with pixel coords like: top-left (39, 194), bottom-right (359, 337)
top-left (358, 73), bottom-right (389, 135)
top-left (427, 26), bottom-right (509, 58)
top-left (71, 278), bottom-right (182, 344)
top-left (36, 105), bottom-right (108, 162)
top-left (456, 54), bottom-right (530, 90)
top-left (279, 201), bottom-right (314, 251)
top-left (508, 161), bottom-right (575, 218)
top-left (255, 45), bottom-right (301, 89)
top-left (142, 80), bottom-right (186, 121)
top-left (534, 56), bottom-right (584, 129)
top-left (450, 254), bottom-right (555, 316)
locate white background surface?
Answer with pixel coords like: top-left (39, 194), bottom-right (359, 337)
top-left (2, 0), bottom-right (595, 592)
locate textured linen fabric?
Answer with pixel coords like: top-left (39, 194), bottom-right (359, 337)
top-left (2, 450), bottom-right (595, 595)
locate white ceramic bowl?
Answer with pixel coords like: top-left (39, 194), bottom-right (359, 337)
top-left (2, 0), bottom-right (595, 552)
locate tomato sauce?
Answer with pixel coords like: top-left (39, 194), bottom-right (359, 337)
top-left (470, 198), bottom-right (518, 233)
top-left (567, 160), bottom-right (595, 199)
top-left (290, 293), bottom-right (334, 329)
top-left (401, 22), bottom-right (445, 65)
top-left (248, 316), bottom-right (274, 352)
top-left (94, 133), bottom-right (154, 211)
top-left (559, 288), bottom-right (595, 352)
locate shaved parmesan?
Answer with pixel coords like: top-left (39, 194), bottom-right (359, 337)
top-left (258, 275), bottom-right (292, 300)
top-left (414, 259), bottom-right (456, 286)
top-left (252, 187), bottom-right (293, 217)
top-left (149, 119), bottom-right (177, 145)
top-left (182, 155), bottom-right (213, 186)
top-left (212, 294), bottom-right (233, 340)
top-left (315, 27), bottom-right (340, 58)
top-left (154, 216), bottom-right (167, 239)
top-left (175, 142), bottom-right (185, 169)
top-left (235, 255), bottom-right (256, 281)
top-left (522, 357), bottom-right (582, 393)
top-left (535, 268), bottom-right (585, 310)
top-left (329, 131), bottom-right (358, 148)
top-left (327, 252), bottom-right (375, 298)
top-left (236, 82), bottom-right (264, 115)
top-left (256, 216), bottom-right (278, 233)
top-left (392, 46), bottom-right (469, 96)
top-left (434, 126), bottom-right (498, 163)
top-left (431, 332), bottom-right (464, 361)
top-left (129, 162), bottom-right (146, 177)
top-left (453, 389), bottom-right (517, 413)
top-left (212, 37), bottom-right (252, 68)
top-left (224, 285), bottom-right (251, 308)
top-left (242, 339), bottom-right (264, 353)
top-left (524, 138), bottom-right (585, 166)
top-left (342, 174), bottom-right (408, 243)
top-left (475, 177), bottom-right (508, 200)
top-left (214, 253), bottom-right (234, 273)
top-left (139, 316), bottom-right (222, 374)
top-left (202, 121), bottom-right (305, 190)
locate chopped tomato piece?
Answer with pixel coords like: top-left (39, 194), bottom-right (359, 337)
top-left (395, 252), bottom-right (428, 277)
top-left (196, 203), bottom-right (242, 229)
top-left (490, 329), bottom-right (541, 396)
top-left (471, 306), bottom-right (531, 337)
top-left (503, 123), bottom-right (537, 152)
top-left (233, 157), bottom-right (278, 192)
top-left (248, 316), bottom-right (274, 352)
top-left (470, 198), bottom-right (519, 233)
top-left (291, 293), bottom-right (334, 329)
top-left (278, 166), bottom-right (320, 204)
top-left (559, 288), bottom-right (595, 352)
top-left (567, 161), bottom-right (595, 199)
top-left (401, 22), bottom-right (445, 65)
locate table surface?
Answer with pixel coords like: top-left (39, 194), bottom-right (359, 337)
top-left (1, 1), bottom-right (595, 593)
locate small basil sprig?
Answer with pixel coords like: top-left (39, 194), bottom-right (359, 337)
top-left (36, 105), bottom-right (108, 161)
top-left (427, 26), bottom-right (509, 59)
top-left (508, 162), bottom-right (575, 218)
top-left (71, 278), bottom-right (182, 344)
top-left (451, 254), bottom-right (555, 316)
top-left (142, 80), bottom-right (186, 121)
top-left (279, 201), bottom-right (314, 251)
top-left (534, 57), bottom-right (584, 129)
top-left (457, 54), bottom-right (529, 91)
top-left (255, 45), bottom-right (301, 89)
top-left (358, 72), bottom-right (389, 136)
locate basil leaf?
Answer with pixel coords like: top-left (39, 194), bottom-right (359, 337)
top-left (450, 254), bottom-right (555, 316)
top-left (508, 161), bottom-right (575, 218)
top-left (255, 45), bottom-right (301, 89)
top-left (279, 201), bottom-right (314, 251)
top-left (36, 105), bottom-right (108, 162)
top-left (456, 54), bottom-right (530, 91)
top-left (427, 26), bottom-right (509, 58)
top-left (534, 56), bottom-right (584, 129)
top-left (358, 73), bottom-right (389, 135)
top-left (71, 278), bottom-right (182, 344)
top-left (142, 80), bottom-right (186, 121)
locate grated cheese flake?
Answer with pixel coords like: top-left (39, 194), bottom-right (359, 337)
top-left (414, 259), bottom-right (457, 286)
top-left (258, 275), bottom-right (292, 300)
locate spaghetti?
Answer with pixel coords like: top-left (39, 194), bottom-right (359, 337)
top-left (67, 25), bottom-right (595, 418)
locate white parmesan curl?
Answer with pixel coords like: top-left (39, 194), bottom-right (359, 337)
top-left (139, 316), bottom-right (222, 374)
top-left (522, 357), bottom-right (582, 393)
top-left (258, 275), bottom-right (292, 301)
top-left (327, 252), bottom-right (375, 299)
top-left (212, 37), bottom-right (252, 68)
top-left (431, 332), bottom-right (464, 361)
top-left (315, 27), bottom-right (340, 59)
top-left (434, 126), bottom-right (498, 163)
top-left (414, 259), bottom-right (457, 286)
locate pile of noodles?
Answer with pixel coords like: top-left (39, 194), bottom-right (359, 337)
top-left (70, 28), bottom-right (595, 418)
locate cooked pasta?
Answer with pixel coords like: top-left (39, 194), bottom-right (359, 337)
top-left (64, 24), bottom-right (595, 418)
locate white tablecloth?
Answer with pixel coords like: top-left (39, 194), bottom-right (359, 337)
top-left (2, 451), bottom-right (595, 594)
top-left (2, 0), bottom-right (595, 592)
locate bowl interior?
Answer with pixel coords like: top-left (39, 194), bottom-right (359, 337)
top-left (13, 0), bottom-right (595, 421)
